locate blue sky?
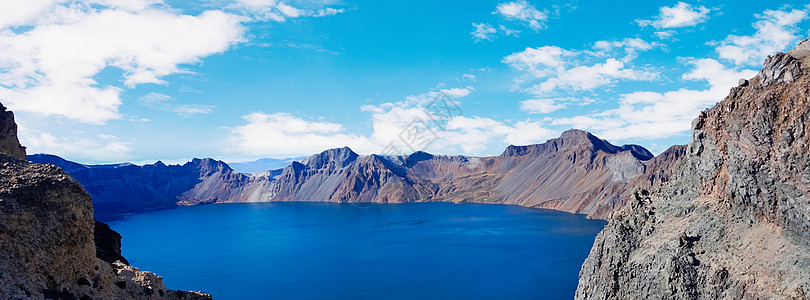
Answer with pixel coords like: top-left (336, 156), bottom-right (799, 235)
top-left (1, 0), bottom-right (808, 164)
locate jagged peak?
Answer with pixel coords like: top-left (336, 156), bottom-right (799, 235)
top-left (300, 146), bottom-right (358, 169)
top-left (404, 151), bottom-right (434, 167)
top-left (500, 129), bottom-right (653, 160)
top-left (753, 39), bottom-right (809, 87)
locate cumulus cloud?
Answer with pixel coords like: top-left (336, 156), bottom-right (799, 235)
top-left (502, 46), bottom-right (574, 77)
top-left (495, 0), bottom-right (548, 31)
top-left (716, 7), bottom-right (809, 66)
top-left (228, 112), bottom-right (378, 156)
top-left (529, 58), bottom-right (656, 94)
top-left (0, 2), bottom-right (245, 123)
top-left (503, 39), bottom-right (659, 106)
top-left (637, 2), bottom-right (710, 29)
top-left (230, 85), bottom-right (556, 157)
top-left (552, 59), bottom-right (757, 140)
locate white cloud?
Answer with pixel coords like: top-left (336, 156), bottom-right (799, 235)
top-left (441, 117), bottom-right (556, 153)
top-left (502, 46), bottom-right (574, 77)
top-left (529, 58), bottom-right (657, 94)
top-left (471, 23), bottom-right (497, 42)
top-left (462, 74), bottom-right (477, 82)
top-left (313, 7), bottom-right (344, 17)
top-left (495, 0), bottom-right (548, 31)
top-left (363, 86), bottom-right (555, 155)
top-left (552, 58), bottom-right (757, 140)
top-left (470, 23), bottom-right (521, 42)
top-left (277, 3), bottom-right (303, 17)
top-left (139, 93), bottom-right (214, 116)
top-left (520, 97), bottom-right (595, 114)
top-left (499, 25), bottom-right (520, 37)
top-left (503, 40), bottom-right (659, 97)
top-left (228, 112), bottom-right (378, 156)
top-left (592, 37), bottom-right (658, 61)
top-left (230, 85), bottom-right (556, 157)
top-left (520, 98), bottom-right (566, 114)
top-left (19, 126), bottom-right (131, 162)
top-left (716, 7), bottom-right (809, 66)
top-left (0, 2), bottom-right (245, 124)
top-left (637, 2), bottom-right (710, 29)
top-left (0, 0), bottom-right (56, 28)
top-left (654, 30), bottom-right (676, 39)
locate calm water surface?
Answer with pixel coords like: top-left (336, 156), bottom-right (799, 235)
top-left (109, 202), bottom-right (606, 299)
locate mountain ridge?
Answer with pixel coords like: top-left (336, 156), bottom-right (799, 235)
top-left (30, 128), bottom-right (683, 220)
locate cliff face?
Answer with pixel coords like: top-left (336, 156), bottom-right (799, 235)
top-left (576, 40), bottom-right (810, 299)
top-left (0, 103), bottom-right (26, 159)
top-left (0, 105), bottom-right (210, 299)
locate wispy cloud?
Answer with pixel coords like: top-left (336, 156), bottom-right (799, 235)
top-left (227, 0), bottom-right (346, 21)
top-left (471, 23), bottom-right (497, 42)
top-left (139, 93), bottom-right (215, 116)
top-left (19, 125), bottom-right (131, 162)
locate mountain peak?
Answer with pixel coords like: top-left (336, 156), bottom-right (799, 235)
top-left (500, 129), bottom-right (653, 160)
top-left (301, 146), bottom-right (358, 169)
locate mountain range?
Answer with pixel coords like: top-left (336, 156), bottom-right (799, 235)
top-left (28, 130), bottom-right (684, 220)
top-left (5, 37), bottom-right (810, 300)
top-left (29, 129), bottom-right (685, 222)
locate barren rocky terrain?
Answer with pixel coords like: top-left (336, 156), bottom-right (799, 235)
top-left (576, 39), bottom-right (810, 299)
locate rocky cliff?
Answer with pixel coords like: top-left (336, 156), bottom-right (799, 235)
top-left (0, 103), bottom-right (26, 160)
top-left (0, 105), bottom-right (210, 299)
top-left (576, 40), bottom-right (810, 299)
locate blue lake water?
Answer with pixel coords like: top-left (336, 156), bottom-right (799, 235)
top-left (109, 202), bottom-right (606, 299)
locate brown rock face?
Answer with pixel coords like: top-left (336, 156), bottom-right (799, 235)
top-left (0, 103), bottom-right (26, 160)
top-left (576, 40), bottom-right (810, 299)
top-left (0, 105), bottom-right (210, 299)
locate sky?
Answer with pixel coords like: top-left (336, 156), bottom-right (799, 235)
top-left (1, 0), bottom-right (808, 164)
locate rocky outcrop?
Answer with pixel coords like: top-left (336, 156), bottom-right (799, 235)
top-left (576, 40), bottom-right (810, 299)
top-left (94, 221), bottom-right (130, 266)
top-left (0, 103), bottom-right (26, 160)
top-left (0, 105), bottom-right (210, 299)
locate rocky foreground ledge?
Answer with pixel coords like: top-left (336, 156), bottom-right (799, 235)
top-left (0, 103), bottom-right (210, 299)
top-left (576, 40), bottom-right (810, 299)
